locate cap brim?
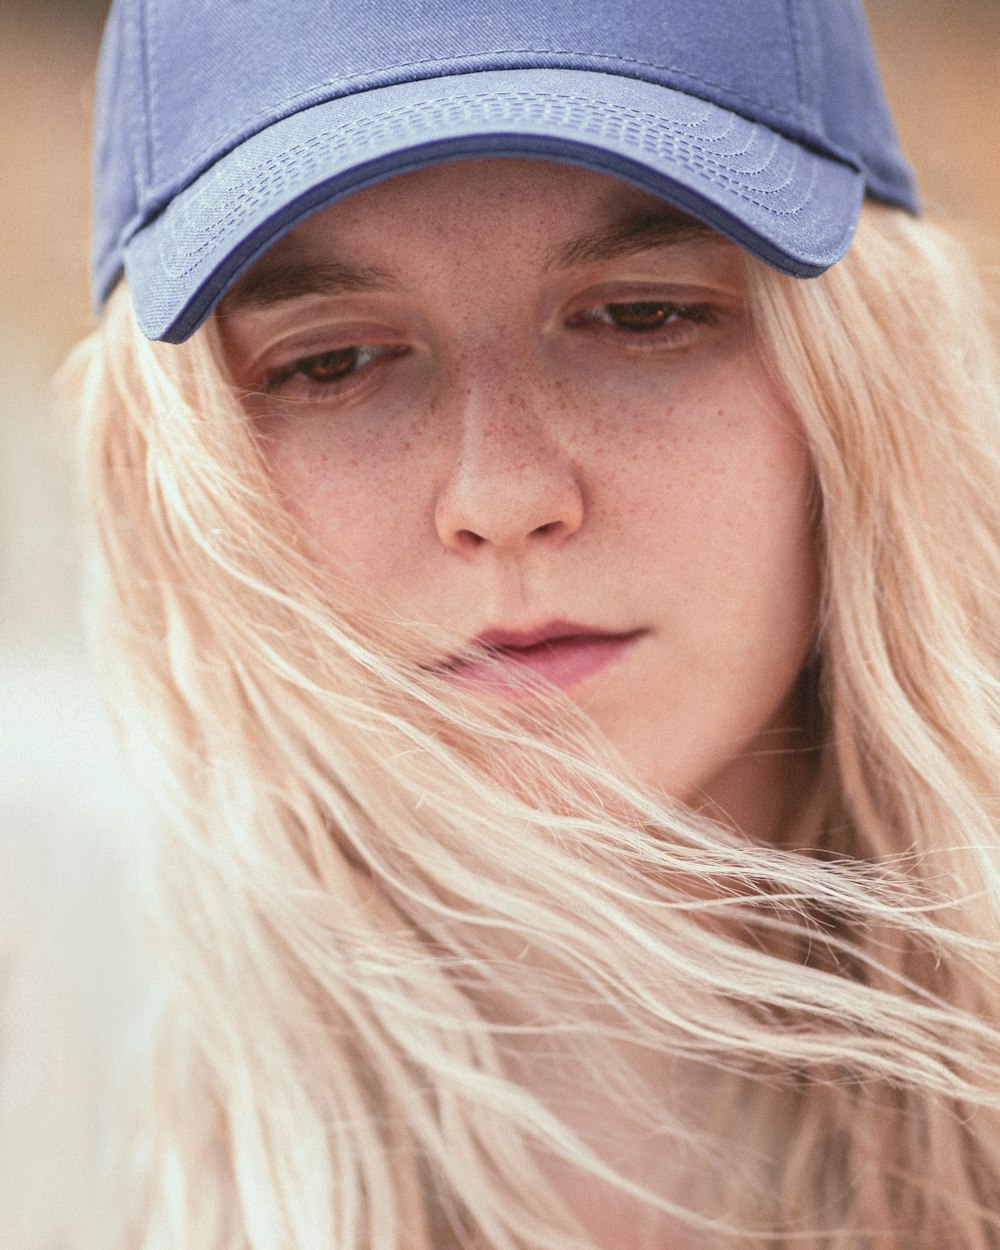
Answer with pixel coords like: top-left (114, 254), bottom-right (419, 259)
top-left (122, 68), bottom-right (864, 343)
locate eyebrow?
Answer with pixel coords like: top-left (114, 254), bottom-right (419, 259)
top-left (220, 259), bottom-right (398, 315)
top-left (220, 205), bottom-right (719, 315)
top-left (549, 207), bottom-right (718, 269)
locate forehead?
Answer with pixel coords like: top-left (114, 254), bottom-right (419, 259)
top-left (224, 158), bottom-right (742, 310)
top-left (290, 159), bottom-right (688, 230)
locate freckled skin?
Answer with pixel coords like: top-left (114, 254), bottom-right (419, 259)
top-left (222, 159), bottom-right (821, 843)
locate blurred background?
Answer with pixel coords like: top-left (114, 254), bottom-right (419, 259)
top-left (0, 1), bottom-right (997, 1245)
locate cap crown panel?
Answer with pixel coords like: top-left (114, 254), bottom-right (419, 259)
top-left (144, 0), bottom-right (803, 193)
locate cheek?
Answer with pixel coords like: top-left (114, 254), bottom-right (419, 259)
top-left (264, 424), bottom-right (433, 579)
top-left (609, 368), bottom-right (820, 686)
top-left (607, 380), bottom-right (815, 574)
top-left (684, 413), bottom-right (817, 614)
top-left (593, 389), bottom-right (820, 809)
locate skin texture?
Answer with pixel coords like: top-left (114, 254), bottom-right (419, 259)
top-left (219, 159), bottom-right (823, 1246)
top-left (220, 158), bottom-right (820, 847)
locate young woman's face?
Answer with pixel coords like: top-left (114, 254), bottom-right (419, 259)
top-left (221, 160), bottom-right (820, 838)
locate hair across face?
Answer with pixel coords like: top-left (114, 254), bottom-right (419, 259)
top-left (218, 159), bottom-right (821, 841)
top-left (69, 174), bottom-right (1000, 1249)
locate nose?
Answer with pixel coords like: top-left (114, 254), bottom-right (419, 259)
top-left (433, 368), bottom-right (585, 558)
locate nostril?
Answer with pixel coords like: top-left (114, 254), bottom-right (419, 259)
top-left (532, 519), bottom-right (564, 537)
top-left (455, 528), bottom-right (487, 550)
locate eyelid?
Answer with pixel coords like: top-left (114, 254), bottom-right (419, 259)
top-left (552, 276), bottom-right (740, 327)
top-left (562, 290), bottom-right (731, 339)
top-left (236, 321), bottom-right (410, 383)
top-left (565, 276), bottom-right (739, 307)
top-left (260, 342), bottom-right (410, 401)
top-left (226, 303), bottom-right (415, 372)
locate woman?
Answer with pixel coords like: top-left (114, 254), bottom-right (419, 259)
top-left (70, 0), bottom-right (1000, 1246)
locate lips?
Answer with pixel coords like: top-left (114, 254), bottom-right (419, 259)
top-left (444, 621), bottom-right (644, 695)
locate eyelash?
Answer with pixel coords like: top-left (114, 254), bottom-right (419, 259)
top-left (263, 343), bottom-right (407, 397)
top-left (568, 300), bottom-right (718, 338)
top-left (261, 301), bottom-right (718, 399)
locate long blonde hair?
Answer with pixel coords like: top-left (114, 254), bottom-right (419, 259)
top-left (68, 202), bottom-right (1000, 1249)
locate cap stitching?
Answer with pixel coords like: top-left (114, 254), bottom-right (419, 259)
top-left (130, 0), bottom-right (155, 198)
top-left (785, 0), bottom-right (806, 116)
top-left (181, 94), bottom-right (805, 217)
top-left (150, 51), bottom-right (800, 187)
top-left (153, 92), bottom-right (816, 279)
top-left (161, 147), bottom-right (809, 277)
top-left (143, 0), bottom-right (163, 186)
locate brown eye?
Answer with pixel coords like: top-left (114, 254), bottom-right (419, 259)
top-left (262, 342), bottom-right (411, 399)
top-left (605, 302), bottom-right (674, 331)
top-left (296, 348), bottom-right (361, 382)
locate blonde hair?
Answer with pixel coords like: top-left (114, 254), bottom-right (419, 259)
top-left (68, 203), bottom-right (1000, 1249)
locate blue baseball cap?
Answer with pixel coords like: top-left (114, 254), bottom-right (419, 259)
top-left (91, 0), bottom-right (918, 345)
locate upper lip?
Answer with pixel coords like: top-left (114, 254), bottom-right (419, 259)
top-left (473, 620), bottom-right (640, 651)
top-left (430, 620), bottom-right (645, 674)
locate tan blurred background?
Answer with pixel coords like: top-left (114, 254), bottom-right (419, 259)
top-left (0, 1), bottom-right (997, 1246)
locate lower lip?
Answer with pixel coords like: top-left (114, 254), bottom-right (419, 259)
top-left (447, 633), bottom-right (643, 697)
